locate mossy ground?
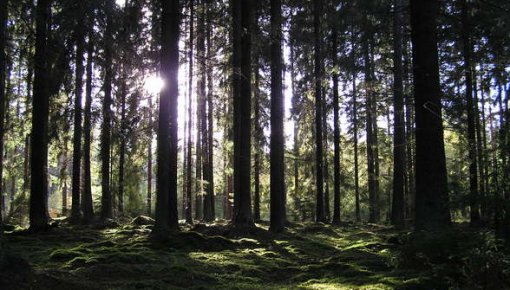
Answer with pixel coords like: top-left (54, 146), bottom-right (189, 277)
top-left (1, 222), bottom-right (506, 289)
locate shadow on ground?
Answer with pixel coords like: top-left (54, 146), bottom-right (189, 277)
top-left (1, 221), bottom-right (442, 289)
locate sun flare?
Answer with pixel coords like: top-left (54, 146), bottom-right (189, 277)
top-left (144, 75), bottom-right (165, 95)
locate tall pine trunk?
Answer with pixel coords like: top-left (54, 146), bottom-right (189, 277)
top-left (30, 0), bottom-right (51, 231)
top-left (185, 0), bottom-right (194, 224)
top-left (269, 0), bottom-right (286, 232)
top-left (410, 0), bottom-right (451, 230)
top-left (0, 0), bottom-right (7, 235)
top-left (71, 10), bottom-right (85, 221)
top-left (232, 0), bottom-right (253, 226)
top-left (314, 0), bottom-right (326, 223)
top-left (391, 0), bottom-right (406, 227)
top-left (461, 0), bottom-right (480, 226)
top-left (153, 0), bottom-right (180, 237)
top-left (331, 28), bottom-right (341, 225)
top-left (81, 31), bottom-right (94, 222)
top-left (100, 0), bottom-right (114, 220)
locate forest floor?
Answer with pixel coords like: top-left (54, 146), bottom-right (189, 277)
top-left (1, 220), bottom-right (509, 289)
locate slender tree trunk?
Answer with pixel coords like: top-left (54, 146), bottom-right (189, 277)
top-left (331, 28), bottom-right (341, 225)
top-left (323, 91), bottom-right (330, 222)
top-left (81, 31), bottom-right (94, 223)
top-left (118, 78), bottom-right (127, 215)
top-left (290, 42), bottom-right (301, 221)
top-left (147, 95), bottom-right (153, 216)
top-left (351, 29), bottom-right (360, 223)
top-left (153, 0), bottom-right (180, 237)
top-left (61, 140), bottom-right (68, 215)
top-left (100, 1), bottom-right (113, 220)
top-left (71, 12), bottom-right (85, 221)
top-left (185, 0), bottom-right (194, 224)
top-left (205, 2), bottom-right (215, 221)
top-left (0, 0), bottom-right (7, 235)
top-left (269, 0), bottom-right (286, 232)
top-left (195, 31), bottom-right (204, 222)
top-left (363, 17), bottom-right (377, 223)
top-left (479, 71), bottom-right (490, 221)
top-left (232, 0), bottom-right (253, 226)
top-left (30, 0), bottom-right (51, 231)
top-left (314, 0), bottom-right (326, 223)
top-left (461, 0), bottom-right (480, 226)
top-left (474, 79), bottom-right (487, 221)
top-left (410, 0), bottom-right (451, 230)
top-left (253, 63), bottom-right (261, 222)
top-left (391, 0), bottom-right (406, 227)
top-left (403, 35), bottom-right (415, 221)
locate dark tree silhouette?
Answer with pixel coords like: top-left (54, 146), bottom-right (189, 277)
top-left (331, 28), bottom-right (341, 225)
top-left (269, 0), bottom-right (286, 232)
top-left (153, 0), bottom-right (180, 237)
top-left (0, 0), bottom-right (7, 236)
top-left (410, 0), bottom-right (451, 230)
top-left (232, 0), bottom-right (253, 226)
top-left (30, 0), bottom-right (51, 232)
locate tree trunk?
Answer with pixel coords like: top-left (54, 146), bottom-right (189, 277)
top-left (100, 0), bottom-right (113, 220)
top-left (391, 0), bottom-right (406, 228)
top-left (269, 0), bottom-right (286, 232)
top-left (253, 63), bottom-right (261, 222)
top-left (232, 0), bottom-right (253, 226)
top-left (351, 26), bottom-right (360, 223)
top-left (331, 28), bottom-right (341, 225)
top-left (185, 0), bottom-right (194, 224)
top-left (118, 78), bottom-right (127, 215)
top-left (81, 31), bottom-right (94, 223)
top-left (363, 16), bottom-right (378, 224)
top-left (205, 2), bottom-right (215, 221)
top-left (29, 0), bottom-right (51, 232)
top-left (71, 11), bottom-right (85, 222)
top-left (147, 94), bottom-right (153, 216)
top-left (153, 0), bottom-right (180, 237)
top-left (461, 0), bottom-right (480, 226)
top-left (0, 0), bottom-right (7, 235)
top-left (314, 0), bottom-right (326, 223)
top-left (410, 0), bottom-right (451, 230)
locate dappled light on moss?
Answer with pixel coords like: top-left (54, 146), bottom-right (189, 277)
top-left (3, 223), bottom-right (507, 289)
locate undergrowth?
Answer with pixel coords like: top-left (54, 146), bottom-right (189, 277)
top-left (1, 221), bottom-right (508, 289)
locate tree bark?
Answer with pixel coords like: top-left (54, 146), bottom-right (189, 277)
top-left (153, 0), bottom-right (180, 237)
top-left (391, 0), bottom-right (406, 228)
top-left (314, 0), bottom-right (326, 223)
top-left (100, 0), bottom-right (114, 220)
top-left (71, 8), bottom-right (85, 222)
top-left (30, 0), bottom-right (51, 231)
top-left (331, 28), bottom-right (341, 225)
top-left (81, 30), bottom-right (94, 222)
top-left (269, 0), bottom-right (286, 232)
top-left (461, 0), bottom-right (480, 226)
top-left (231, 0), bottom-right (253, 226)
top-left (0, 0), bottom-right (7, 235)
top-left (410, 0), bottom-right (451, 230)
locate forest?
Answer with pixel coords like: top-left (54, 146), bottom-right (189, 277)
top-left (0, 0), bottom-right (509, 289)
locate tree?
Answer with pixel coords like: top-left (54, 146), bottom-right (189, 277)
top-left (100, 0), bottom-right (114, 220)
top-left (0, 0), bottom-right (6, 236)
top-left (460, 0), bottom-right (480, 226)
top-left (390, 0), bottom-right (406, 228)
top-left (81, 29), bottom-right (95, 223)
top-left (231, 0), bottom-right (253, 226)
top-left (269, 0), bottom-right (286, 232)
top-left (331, 27), bottom-right (341, 225)
top-left (410, 0), bottom-right (451, 230)
top-left (153, 0), bottom-right (180, 237)
top-left (30, 0), bottom-right (52, 232)
top-left (71, 2), bottom-right (85, 221)
top-left (314, 0), bottom-right (326, 223)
